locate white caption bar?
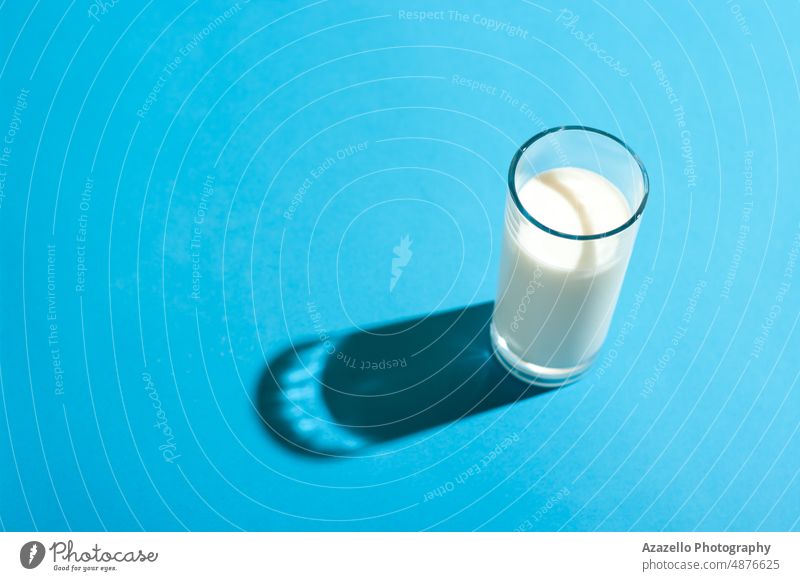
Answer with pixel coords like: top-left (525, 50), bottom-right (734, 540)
top-left (1, 532), bottom-right (797, 580)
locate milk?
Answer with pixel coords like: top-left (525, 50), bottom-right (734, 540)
top-left (492, 166), bottom-right (638, 384)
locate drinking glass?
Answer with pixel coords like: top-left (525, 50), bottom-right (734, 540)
top-left (491, 126), bottom-right (649, 386)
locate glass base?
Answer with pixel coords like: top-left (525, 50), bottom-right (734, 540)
top-left (490, 322), bottom-right (593, 388)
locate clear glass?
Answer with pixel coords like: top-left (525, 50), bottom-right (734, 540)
top-left (491, 126), bottom-right (648, 386)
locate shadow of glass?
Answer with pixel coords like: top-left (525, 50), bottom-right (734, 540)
top-left (256, 302), bottom-right (553, 457)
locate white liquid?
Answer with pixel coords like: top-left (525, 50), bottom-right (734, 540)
top-left (493, 167), bottom-right (636, 380)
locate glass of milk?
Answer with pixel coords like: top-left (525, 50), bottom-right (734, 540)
top-left (491, 126), bottom-right (648, 386)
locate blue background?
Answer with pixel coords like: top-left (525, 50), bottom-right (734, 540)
top-left (1, 0), bottom-right (799, 531)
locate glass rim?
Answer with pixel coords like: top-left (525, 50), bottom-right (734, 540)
top-left (507, 125), bottom-right (649, 241)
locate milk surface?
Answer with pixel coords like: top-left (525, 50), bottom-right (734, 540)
top-left (493, 167), bottom-right (636, 376)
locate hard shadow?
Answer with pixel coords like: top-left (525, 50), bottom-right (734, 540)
top-left (256, 302), bottom-right (552, 457)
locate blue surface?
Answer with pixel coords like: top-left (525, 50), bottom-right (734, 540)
top-left (1, 0), bottom-right (799, 531)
